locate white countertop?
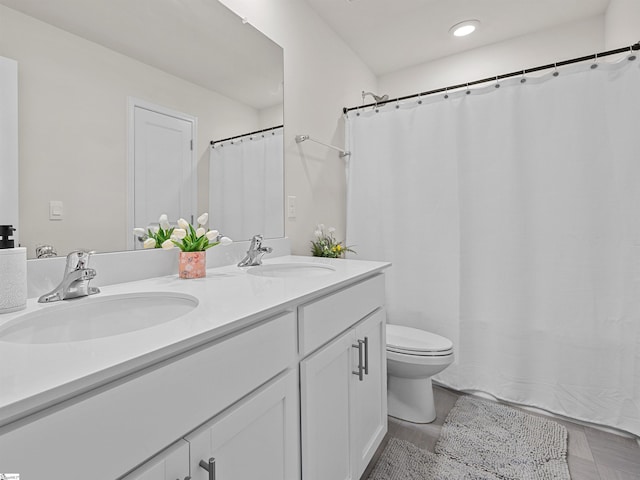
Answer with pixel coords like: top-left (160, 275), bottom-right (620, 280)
top-left (0, 255), bottom-right (389, 428)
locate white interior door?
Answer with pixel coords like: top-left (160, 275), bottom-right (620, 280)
top-left (130, 102), bottom-right (196, 248)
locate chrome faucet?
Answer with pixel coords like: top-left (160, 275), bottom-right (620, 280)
top-left (38, 250), bottom-right (100, 303)
top-left (237, 234), bottom-right (273, 267)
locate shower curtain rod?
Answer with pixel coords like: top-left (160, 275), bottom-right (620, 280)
top-left (210, 124), bottom-right (283, 146)
top-left (343, 42), bottom-right (640, 114)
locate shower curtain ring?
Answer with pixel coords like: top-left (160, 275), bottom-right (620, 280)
top-left (553, 62), bottom-right (559, 77)
top-left (591, 53), bottom-right (599, 69)
top-left (520, 70), bottom-right (527, 84)
top-left (418, 93), bottom-right (423, 104)
top-left (466, 83), bottom-right (471, 95)
top-left (444, 88), bottom-right (449, 99)
top-left (395, 99), bottom-right (400, 109)
top-left (628, 46), bottom-right (637, 61)
top-left (495, 76), bottom-right (500, 88)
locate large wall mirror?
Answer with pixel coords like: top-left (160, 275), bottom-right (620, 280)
top-left (0, 0), bottom-right (284, 259)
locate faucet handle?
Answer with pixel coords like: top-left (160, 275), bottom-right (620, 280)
top-left (251, 234), bottom-right (264, 247)
top-left (65, 250), bottom-right (94, 271)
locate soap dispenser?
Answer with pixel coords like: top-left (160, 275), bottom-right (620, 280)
top-left (0, 225), bottom-right (27, 313)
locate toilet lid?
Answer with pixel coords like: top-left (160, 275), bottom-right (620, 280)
top-left (386, 324), bottom-right (453, 355)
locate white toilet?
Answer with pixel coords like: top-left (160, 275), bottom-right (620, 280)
top-left (386, 324), bottom-right (454, 423)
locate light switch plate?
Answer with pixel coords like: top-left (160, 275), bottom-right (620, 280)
top-left (49, 200), bottom-right (63, 220)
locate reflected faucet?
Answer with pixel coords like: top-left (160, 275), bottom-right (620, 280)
top-left (38, 250), bottom-right (100, 303)
top-left (238, 235), bottom-right (273, 267)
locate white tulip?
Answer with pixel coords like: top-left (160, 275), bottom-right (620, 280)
top-left (317, 223), bottom-right (325, 230)
top-left (172, 228), bottom-right (187, 240)
top-left (196, 227), bottom-right (206, 238)
top-left (159, 214), bottom-right (170, 231)
top-left (152, 225), bottom-right (159, 233)
top-left (197, 213), bottom-right (209, 226)
top-left (143, 238), bottom-right (156, 249)
top-left (328, 227), bottom-right (336, 234)
top-left (206, 230), bottom-right (219, 241)
top-left (133, 227), bottom-right (146, 237)
top-left (161, 239), bottom-right (175, 249)
top-left (314, 229), bottom-right (323, 238)
top-left (177, 218), bottom-right (189, 230)
top-left (219, 236), bottom-right (232, 246)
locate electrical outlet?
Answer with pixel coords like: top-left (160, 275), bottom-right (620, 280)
top-left (287, 196), bottom-right (297, 218)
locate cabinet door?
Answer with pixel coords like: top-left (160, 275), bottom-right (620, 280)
top-left (300, 329), bottom-right (358, 480)
top-left (120, 440), bottom-right (190, 480)
top-left (187, 369), bottom-right (299, 480)
top-left (352, 308), bottom-right (388, 478)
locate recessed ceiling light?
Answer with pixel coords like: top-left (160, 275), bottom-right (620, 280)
top-left (449, 20), bottom-right (480, 37)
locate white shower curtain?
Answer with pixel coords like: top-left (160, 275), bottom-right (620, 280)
top-left (346, 59), bottom-right (640, 436)
top-left (209, 127), bottom-right (284, 240)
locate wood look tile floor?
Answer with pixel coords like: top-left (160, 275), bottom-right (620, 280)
top-left (362, 386), bottom-right (640, 480)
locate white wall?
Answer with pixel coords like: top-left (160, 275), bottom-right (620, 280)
top-left (258, 103), bottom-right (284, 130)
top-left (217, 1), bottom-right (624, 255)
top-left (220, 0), bottom-right (377, 255)
top-left (0, 5), bottom-right (261, 258)
top-left (379, 16), bottom-right (605, 99)
top-left (605, 0), bottom-right (640, 49)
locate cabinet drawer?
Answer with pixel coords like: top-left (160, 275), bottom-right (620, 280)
top-left (298, 274), bottom-right (385, 357)
top-left (0, 311), bottom-right (296, 480)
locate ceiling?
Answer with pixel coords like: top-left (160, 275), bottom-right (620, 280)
top-left (304, 0), bottom-right (611, 75)
top-left (0, 0), bottom-right (284, 110)
top-left (1, 0), bottom-right (611, 101)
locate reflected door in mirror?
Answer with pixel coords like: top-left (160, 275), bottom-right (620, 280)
top-left (130, 102), bottom-right (197, 249)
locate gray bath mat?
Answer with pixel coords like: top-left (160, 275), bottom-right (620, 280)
top-left (435, 396), bottom-right (570, 480)
top-left (367, 437), bottom-right (502, 480)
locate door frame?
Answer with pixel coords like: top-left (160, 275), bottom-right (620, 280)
top-left (126, 97), bottom-right (198, 250)
top-left (0, 56), bottom-right (19, 243)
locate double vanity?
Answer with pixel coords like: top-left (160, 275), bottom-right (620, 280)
top-left (0, 251), bottom-right (389, 480)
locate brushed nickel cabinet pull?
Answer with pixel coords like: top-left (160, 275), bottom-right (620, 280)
top-left (363, 336), bottom-right (369, 375)
top-left (199, 457), bottom-right (216, 480)
top-left (352, 339), bottom-right (365, 381)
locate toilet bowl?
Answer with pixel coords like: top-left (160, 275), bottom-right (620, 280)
top-left (386, 324), bottom-right (454, 423)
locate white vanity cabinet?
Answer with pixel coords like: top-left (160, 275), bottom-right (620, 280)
top-left (0, 261), bottom-right (389, 480)
top-left (0, 311), bottom-right (297, 480)
top-left (299, 275), bottom-right (387, 480)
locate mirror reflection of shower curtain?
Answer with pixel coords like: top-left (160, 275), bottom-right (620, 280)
top-left (209, 128), bottom-right (284, 240)
top-left (346, 60), bottom-right (640, 436)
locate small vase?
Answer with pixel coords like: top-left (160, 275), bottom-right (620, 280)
top-left (179, 251), bottom-right (206, 279)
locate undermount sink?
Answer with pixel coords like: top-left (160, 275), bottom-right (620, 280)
top-left (0, 292), bottom-right (198, 344)
top-left (247, 262), bottom-right (336, 278)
